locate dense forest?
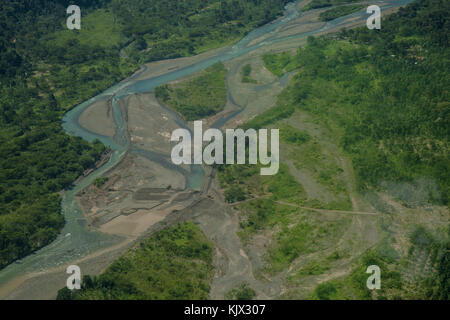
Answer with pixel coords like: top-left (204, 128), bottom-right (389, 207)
top-left (112, 0), bottom-right (292, 61)
top-left (57, 222), bottom-right (214, 300)
top-left (0, 0), bottom-right (291, 269)
top-left (0, 0), bottom-right (121, 269)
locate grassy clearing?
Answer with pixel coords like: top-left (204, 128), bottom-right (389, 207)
top-left (57, 222), bottom-right (214, 300)
top-left (262, 52), bottom-right (296, 77)
top-left (155, 63), bottom-right (227, 120)
top-left (218, 163), bottom-right (306, 204)
top-left (234, 196), bottom-right (351, 274)
top-left (237, 199), bottom-right (297, 243)
top-left (287, 135), bottom-right (352, 210)
top-left (266, 212), bottom-right (351, 273)
top-left (48, 9), bottom-right (127, 48)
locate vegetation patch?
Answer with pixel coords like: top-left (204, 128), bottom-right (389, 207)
top-left (93, 177), bottom-right (109, 188)
top-left (318, 5), bottom-right (365, 21)
top-left (262, 52), bottom-right (295, 77)
top-left (155, 63), bottom-right (227, 120)
top-left (301, 0), bottom-right (362, 12)
top-left (280, 124), bottom-right (311, 146)
top-left (111, 0), bottom-right (292, 61)
top-left (57, 222), bottom-right (214, 300)
top-left (241, 64), bottom-right (257, 83)
top-left (49, 9), bottom-right (127, 48)
top-left (225, 282), bottom-right (256, 300)
top-left (218, 163), bottom-right (306, 204)
top-left (310, 225), bottom-right (449, 300)
top-left (295, 260), bottom-right (331, 276)
top-left (266, 214), bottom-right (351, 273)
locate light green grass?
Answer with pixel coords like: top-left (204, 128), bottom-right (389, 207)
top-left (155, 63), bottom-right (227, 120)
top-left (295, 259), bottom-right (331, 276)
top-left (266, 213), bottom-right (351, 273)
top-left (262, 52), bottom-right (295, 77)
top-left (50, 9), bottom-right (126, 48)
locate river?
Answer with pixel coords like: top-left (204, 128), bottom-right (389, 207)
top-left (0, 0), bottom-right (414, 294)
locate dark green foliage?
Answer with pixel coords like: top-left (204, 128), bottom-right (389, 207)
top-left (93, 177), bottom-right (109, 188)
top-left (408, 225), bottom-right (450, 299)
top-left (0, 1), bottom-right (131, 269)
top-left (241, 64), bottom-right (252, 77)
top-left (0, 195), bottom-right (64, 267)
top-left (239, 199), bottom-right (276, 234)
top-left (225, 282), bottom-right (256, 300)
top-left (315, 282), bottom-right (337, 300)
top-left (262, 52), bottom-right (294, 77)
top-left (56, 222), bottom-right (214, 300)
top-left (218, 162), bottom-right (305, 205)
top-left (243, 102), bottom-right (295, 131)
top-left (111, 0), bottom-right (291, 61)
top-left (280, 124), bottom-right (311, 146)
top-left (318, 5), bottom-right (364, 21)
top-left (56, 287), bottom-right (73, 300)
top-left (436, 244), bottom-right (449, 300)
top-left (241, 64), bottom-right (257, 83)
top-left (301, 0), bottom-right (361, 12)
top-left (225, 185), bottom-right (247, 203)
